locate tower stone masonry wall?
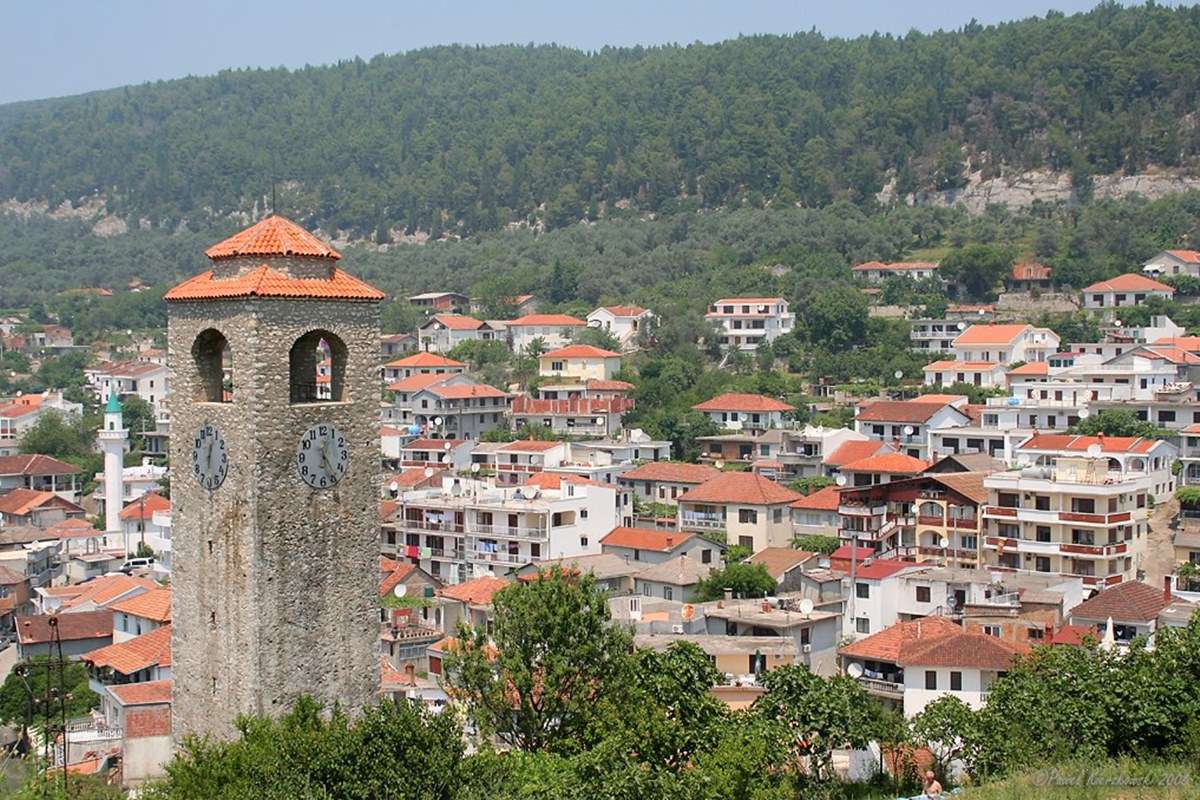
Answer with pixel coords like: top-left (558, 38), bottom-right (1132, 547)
top-left (169, 281), bottom-right (381, 741)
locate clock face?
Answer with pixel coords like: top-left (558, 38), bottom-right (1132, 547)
top-left (191, 424), bottom-right (228, 491)
top-left (296, 423), bottom-right (349, 489)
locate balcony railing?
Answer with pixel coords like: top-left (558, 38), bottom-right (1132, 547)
top-left (469, 524), bottom-right (548, 541)
top-left (983, 536), bottom-right (1127, 558)
top-left (856, 677), bottom-right (904, 698)
top-left (680, 513), bottom-right (726, 530)
top-left (464, 549), bottom-right (528, 566)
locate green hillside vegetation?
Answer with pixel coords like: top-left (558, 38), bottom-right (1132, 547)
top-left (2, 3), bottom-right (1200, 240)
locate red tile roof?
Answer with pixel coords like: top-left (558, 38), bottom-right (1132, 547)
top-left (507, 314), bottom-right (586, 327)
top-left (852, 558), bottom-right (916, 580)
top-left (0, 488), bottom-right (80, 517)
top-left (923, 360), bottom-right (1002, 371)
top-left (523, 472), bottom-right (610, 491)
top-left (839, 616), bottom-right (961, 663)
top-left (403, 438), bottom-right (466, 452)
top-left (709, 296), bottom-right (786, 305)
top-left (1083, 273), bottom-right (1173, 293)
top-left (1139, 346), bottom-right (1200, 365)
top-left (1018, 434), bottom-right (1158, 455)
top-left (60, 575), bottom-right (158, 611)
top-left (204, 215), bottom-right (341, 260)
top-left (953, 323), bottom-right (1031, 346)
top-left (379, 561), bottom-right (416, 598)
top-left (109, 586), bottom-right (172, 622)
top-left (439, 576), bottom-right (510, 605)
top-left (84, 624), bottom-right (172, 675)
top-left (429, 383), bottom-right (508, 400)
top-left (498, 440), bottom-right (564, 453)
top-left (586, 379), bottom-right (635, 392)
top-left (856, 400), bottom-right (958, 423)
top-left (1008, 361), bottom-right (1049, 376)
top-left (384, 352), bottom-right (466, 368)
top-left (1069, 580), bottom-right (1172, 623)
top-left (600, 527), bottom-right (695, 552)
top-left (745, 548), bottom-right (816, 580)
top-left (677, 472), bottom-right (802, 506)
top-left (1164, 249), bottom-right (1200, 264)
top-left (118, 491), bottom-right (170, 521)
top-left (426, 314), bottom-right (486, 331)
top-left (165, 264), bottom-right (384, 303)
top-left (17, 610), bottom-right (112, 645)
top-left (1050, 624), bottom-right (1097, 646)
top-left (542, 344), bottom-right (620, 359)
top-left (825, 440), bottom-right (888, 467)
top-left (620, 462), bottom-right (721, 485)
top-left (1151, 336), bottom-right (1200, 352)
top-left (898, 629), bottom-right (1028, 670)
top-left (0, 454), bottom-right (79, 476)
top-left (840, 453), bottom-right (929, 475)
top-left (386, 467), bottom-right (447, 490)
top-left (789, 485), bottom-right (841, 511)
top-left (692, 392), bottom-right (794, 413)
top-left (386, 373), bottom-right (455, 393)
top-left (599, 305), bottom-right (648, 317)
top-left (1011, 262), bottom-right (1051, 281)
top-left (107, 679), bottom-right (173, 706)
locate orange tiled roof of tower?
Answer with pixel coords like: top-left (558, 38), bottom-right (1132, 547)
top-left (165, 264), bottom-right (384, 302)
top-left (204, 215), bottom-right (342, 260)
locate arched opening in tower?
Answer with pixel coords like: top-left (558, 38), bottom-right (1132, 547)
top-left (191, 328), bottom-right (234, 403)
top-left (289, 329), bottom-right (348, 403)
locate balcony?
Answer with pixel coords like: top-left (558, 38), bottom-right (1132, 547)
top-left (680, 512), bottom-right (726, 530)
top-left (464, 549), bottom-right (528, 566)
top-left (983, 506), bottom-right (1135, 527)
top-left (983, 536), bottom-right (1128, 558)
top-left (468, 524), bottom-right (548, 541)
top-left (393, 517), bottom-right (465, 534)
top-left (856, 676), bottom-right (904, 699)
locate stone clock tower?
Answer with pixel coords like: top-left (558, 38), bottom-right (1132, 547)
top-left (166, 216), bottom-right (384, 740)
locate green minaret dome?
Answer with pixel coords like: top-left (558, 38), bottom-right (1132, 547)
top-left (105, 393), bottom-right (123, 414)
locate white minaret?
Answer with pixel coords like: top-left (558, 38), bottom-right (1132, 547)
top-left (98, 392), bottom-right (127, 542)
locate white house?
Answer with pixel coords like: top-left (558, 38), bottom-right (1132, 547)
top-left (923, 360), bottom-right (1008, 388)
top-left (951, 324), bottom-right (1059, 365)
top-left (88, 360), bottom-right (170, 418)
top-left (382, 352), bottom-right (467, 385)
top-left (1142, 249), bottom-right (1200, 278)
top-left (538, 344), bottom-right (621, 381)
top-left (1082, 274), bottom-right (1174, 310)
top-left (0, 392), bottom-right (83, 457)
top-left (692, 393), bottom-right (794, 434)
top-left (506, 314), bottom-right (587, 353)
top-left (417, 315), bottom-right (499, 354)
top-left (586, 306), bottom-right (655, 351)
top-left (854, 399), bottom-right (971, 461)
top-left (705, 297), bottom-right (795, 351)
top-left (852, 261), bottom-right (941, 283)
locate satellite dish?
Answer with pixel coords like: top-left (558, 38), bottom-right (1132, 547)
top-left (594, 416), bottom-right (605, 425)
top-left (894, 370), bottom-right (904, 380)
top-left (714, 460), bottom-right (725, 470)
top-left (738, 413), bottom-right (749, 422)
top-left (700, 452), bottom-right (709, 458)
top-left (433, 416), bottom-right (443, 426)
top-left (1078, 408), bottom-right (1091, 419)
top-left (470, 463), bottom-right (481, 474)
top-left (450, 480), bottom-right (463, 497)
top-left (392, 584), bottom-right (408, 598)
top-left (423, 467), bottom-right (434, 478)
top-left (1086, 443), bottom-right (1103, 458)
top-left (847, 662), bottom-right (864, 679)
top-left (946, 593), bottom-right (958, 609)
top-left (1007, 396), bottom-right (1021, 406)
top-left (15, 390), bottom-right (21, 398)
top-left (903, 425), bottom-right (915, 436)
top-left (388, 481), bottom-right (399, 494)
top-left (835, 474), bottom-right (847, 487)
top-left (939, 536), bottom-right (950, 549)
top-left (526, 487), bottom-right (541, 499)
top-left (798, 598), bottom-right (814, 615)
top-left (444, 441), bottom-right (453, 450)
top-left (990, 572), bottom-right (1004, 586)
top-left (957, 322), bottom-right (967, 331)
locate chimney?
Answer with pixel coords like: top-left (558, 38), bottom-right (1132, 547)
top-left (723, 587), bottom-right (733, 602)
top-left (1044, 623), bottom-right (1054, 642)
top-left (404, 663), bottom-right (416, 681)
top-left (1164, 575), bottom-right (1173, 604)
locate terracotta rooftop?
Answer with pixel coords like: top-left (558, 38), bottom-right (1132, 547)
top-left (107, 679), bottom-right (173, 706)
top-left (1139, 346), bottom-right (1200, 365)
top-left (789, 485), bottom-right (841, 511)
top-left (204, 215), bottom-right (341, 260)
top-left (165, 264), bottom-right (384, 303)
top-left (851, 558), bottom-right (916, 580)
top-left (507, 314), bottom-right (586, 327)
top-left (745, 548), bottom-right (816, 580)
top-left (898, 628), bottom-right (1029, 670)
top-left (0, 454), bottom-right (80, 476)
top-left (17, 610), bottom-right (112, 645)
top-left (839, 616), bottom-right (961, 663)
top-left (439, 576), bottom-right (510, 606)
top-left (1018, 434), bottom-right (1159, 455)
top-left (379, 561), bottom-right (417, 598)
top-left (497, 440), bottom-right (562, 453)
top-left (386, 373), bottom-right (455, 393)
top-left (384, 352), bottom-right (466, 368)
top-left (1163, 249), bottom-right (1200, 264)
top-left (542, 344), bottom-right (620, 359)
top-left (824, 440), bottom-right (888, 467)
top-left (953, 323), bottom-right (1032, 346)
top-left (620, 461), bottom-right (721, 485)
top-left (1083, 273), bottom-right (1173, 293)
top-left (429, 383), bottom-right (508, 400)
top-left (386, 467), bottom-right (447, 491)
top-left (840, 453), bottom-right (929, 475)
top-left (692, 392), bottom-right (794, 413)
top-left (1151, 336), bottom-right (1200, 352)
top-left (118, 491), bottom-right (170, 521)
top-left (59, 575), bottom-right (157, 611)
top-left (84, 624), bottom-right (172, 676)
top-left (1008, 361), bottom-right (1049, 376)
top-left (856, 400), bottom-right (959, 423)
top-left (586, 378), bottom-right (635, 392)
top-left (924, 359), bottom-right (1003, 371)
top-left (598, 305), bottom-right (649, 317)
top-left (1069, 580), bottom-right (1173, 623)
top-left (109, 586), bottom-right (172, 623)
top-left (1011, 262), bottom-right (1052, 281)
top-left (0, 488), bottom-right (80, 517)
top-left (600, 527), bottom-right (695, 552)
top-left (425, 314), bottom-right (486, 331)
top-left (677, 472), bottom-right (802, 506)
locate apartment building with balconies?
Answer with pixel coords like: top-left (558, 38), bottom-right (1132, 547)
top-left (854, 398), bottom-right (971, 461)
top-left (981, 434), bottom-right (1177, 588)
top-left (677, 472), bottom-right (802, 552)
top-left (705, 297), bottom-right (795, 352)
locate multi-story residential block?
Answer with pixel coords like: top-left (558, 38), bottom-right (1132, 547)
top-left (380, 473), bottom-right (619, 585)
top-left (619, 462), bottom-right (722, 507)
top-left (1181, 424), bottom-right (1200, 485)
top-left (1142, 249), bottom-right (1200, 278)
top-left (839, 453), bottom-right (929, 486)
top-left (493, 440), bottom-right (570, 485)
top-left (538, 344), bottom-right (621, 381)
top-left (1067, 579), bottom-right (1195, 644)
top-left (851, 261), bottom-right (941, 283)
top-left (705, 297), bottom-right (794, 351)
top-left (692, 392), bottom-right (793, 434)
top-left (569, 431), bottom-right (671, 464)
top-left (0, 392), bottom-right (83, 456)
top-left (387, 375), bottom-right (510, 440)
top-left (88, 360), bottom-right (170, 417)
top-left (417, 314), bottom-right (499, 354)
top-left (981, 434), bottom-right (1177, 588)
top-left (951, 323), bottom-right (1060, 364)
top-left (836, 472), bottom-right (988, 565)
top-left (854, 398), bottom-right (971, 461)
top-left (382, 352), bottom-right (466, 384)
top-left (586, 305), bottom-right (655, 351)
top-left (909, 318), bottom-right (966, 353)
top-left (509, 395), bottom-right (634, 438)
top-left (677, 472), bottom-right (802, 552)
top-left (506, 314), bottom-right (587, 353)
top-left (1082, 273), bottom-right (1174, 310)
top-left (790, 485), bottom-right (841, 537)
top-left (922, 359), bottom-right (1008, 388)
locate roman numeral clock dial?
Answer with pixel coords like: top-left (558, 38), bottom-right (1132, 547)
top-left (296, 423), bottom-right (349, 489)
top-left (191, 424), bottom-right (228, 491)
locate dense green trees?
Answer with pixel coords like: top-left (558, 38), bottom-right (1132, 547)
top-left (691, 563), bottom-right (777, 602)
top-left (1069, 408), bottom-right (1170, 439)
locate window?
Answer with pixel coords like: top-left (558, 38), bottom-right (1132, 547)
top-left (983, 625), bottom-right (1002, 637)
top-left (1035, 495), bottom-right (1050, 511)
top-left (701, 549), bottom-right (712, 564)
top-left (289, 329), bottom-right (347, 403)
top-left (950, 671), bottom-right (962, 691)
top-left (855, 582), bottom-right (869, 599)
top-left (856, 617), bottom-right (870, 634)
top-left (550, 361), bottom-right (564, 372)
top-left (738, 509), bottom-right (758, 524)
top-left (1036, 526), bottom-right (1051, 543)
top-left (580, 537), bottom-right (588, 547)
top-left (663, 587), bottom-right (673, 601)
top-left (925, 671), bottom-right (938, 690)
top-left (772, 508), bottom-right (783, 524)
top-left (1035, 556), bottom-right (1051, 573)
top-left (916, 586), bottom-right (931, 603)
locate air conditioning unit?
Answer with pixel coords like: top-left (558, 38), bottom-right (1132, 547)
top-left (802, 644), bottom-right (812, 653)
top-left (671, 624), bottom-right (684, 634)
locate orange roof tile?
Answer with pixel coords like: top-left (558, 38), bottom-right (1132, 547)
top-left (507, 314), bottom-right (586, 327)
top-left (586, 378), bottom-right (635, 392)
top-left (165, 264), bottom-right (384, 303)
top-left (439, 576), bottom-right (510, 605)
top-left (789, 485), bottom-right (841, 511)
top-left (386, 373), bottom-right (455, 393)
top-left (840, 453), bottom-right (929, 475)
top-left (1083, 273), bottom-right (1173, 293)
top-left (84, 624), bottom-right (172, 675)
top-left (386, 467), bottom-right (448, 490)
top-left (692, 392), bottom-right (794, 413)
top-left (1011, 262), bottom-right (1052, 281)
top-left (429, 383), bottom-right (508, 400)
top-left (0, 454), bottom-right (80, 476)
top-left (523, 472), bottom-right (611, 491)
top-left (498, 440), bottom-right (562, 453)
top-left (109, 586), bottom-right (172, 622)
top-left (825, 440), bottom-right (888, 467)
top-left (59, 575), bottom-right (157, 611)
top-left (379, 562), bottom-right (416, 597)
top-left (856, 400), bottom-right (960, 423)
top-left (1019, 434), bottom-right (1158, 455)
top-left (923, 360), bottom-right (1002, 371)
top-left (954, 324), bottom-right (1031, 346)
top-left (0, 488), bottom-right (80, 517)
top-left (839, 616), bottom-right (961, 663)
top-left (542, 344), bottom-right (620, 359)
top-left (1140, 346), bottom-right (1200, 365)
top-left (1164, 249), bottom-right (1200, 264)
top-left (107, 679), bottom-right (173, 706)
top-left (745, 548), bottom-right (816, 580)
top-left (599, 305), bottom-right (649, 317)
top-left (620, 462), bottom-right (722, 485)
top-left (118, 491), bottom-right (170, 521)
top-left (204, 215), bottom-right (341, 260)
top-left (677, 472), bottom-right (802, 506)
top-left (1008, 361), bottom-right (1049, 376)
top-left (1151, 336), bottom-right (1200, 352)
top-left (600, 527), bottom-right (695, 552)
top-left (17, 610), bottom-right (112, 645)
top-left (385, 352), bottom-right (466, 368)
top-left (425, 314), bottom-right (486, 331)
top-left (899, 629), bottom-right (1028, 670)
top-left (709, 296), bottom-right (786, 305)
top-left (1069, 580), bottom-right (1174, 623)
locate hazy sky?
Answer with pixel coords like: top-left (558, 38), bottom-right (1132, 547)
top-left (0, 1), bottom-right (1154, 105)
